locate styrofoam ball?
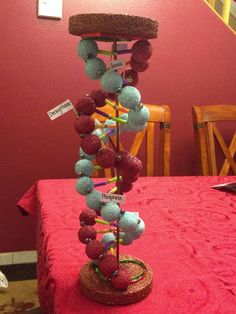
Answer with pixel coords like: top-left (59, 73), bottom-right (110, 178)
top-left (75, 96), bottom-right (96, 115)
top-left (119, 232), bottom-right (133, 245)
top-left (127, 120), bottom-right (147, 132)
top-left (101, 70), bottom-right (123, 93)
top-left (78, 225), bottom-right (97, 244)
top-left (119, 113), bottom-right (130, 132)
top-left (118, 212), bottom-right (139, 233)
top-left (75, 159), bottom-right (94, 177)
top-left (76, 177), bottom-right (94, 195)
top-left (85, 57), bottom-right (106, 80)
top-left (101, 202), bottom-right (121, 222)
top-left (132, 40), bottom-right (152, 62)
top-left (130, 57), bottom-right (149, 72)
top-left (101, 233), bottom-right (116, 249)
top-left (81, 134), bottom-right (101, 155)
top-left (86, 190), bottom-right (102, 211)
top-left (96, 147), bottom-right (116, 168)
top-left (74, 115), bottom-right (95, 135)
top-left (129, 218), bottom-right (145, 239)
top-left (86, 240), bottom-right (105, 260)
top-left (77, 39), bottom-right (98, 60)
top-left (79, 147), bottom-right (95, 161)
top-left (104, 118), bottom-right (116, 136)
top-left (92, 129), bottom-right (109, 145)
top-left (111, 268), bottom-right (131, 290)
top-left (128, 105), bottom-right (150, 126)
top-left (89, 89), bottom-right (108, 107)
top-left (118, 86), bottom-right (141, 109)
top-left (98, 254), bottom-right (119, 277)
top-left (79, 209), bottom-right (97, 226)
top-left (121, 69), bottom-right (139, 87)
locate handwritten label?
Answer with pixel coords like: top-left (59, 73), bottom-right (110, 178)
top-left (47, 99), bottom-right (73, 120)
top-left (110, 59), bottom-right (125, 70)
top-left (115, 43), bottom-right (128, 51)
top-left (101, 193), bottom-right (126, 204)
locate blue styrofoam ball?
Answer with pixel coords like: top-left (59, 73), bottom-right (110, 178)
top-left (104, 118), bottom-right (116, 136)
top-left (86, 190), bottom-right (102, 211)
top-left (79, 148), bottom-right (95, 161)
top-left (118, 86), bottom-right (141, 109)
top-left (76, 177), bottom-right (94, 195)
top-left (101, 70), bottom-right (123, 93)
top-left (85, 57), bottom-right (106, 80)
top-left (119, 113), bottom-right (130, 132)
top-left (77, 39), bottom-right (98, 60)
top-left (92, 129), bottom-right (109, 145)
top-left (101, 233), bottom-right (116, 249)
top-left (119, 232), bottom-right (133, 245)
top-left (129, 218), bottom-right (145, 239)
top-left (75, 159), bottom-right (94, 177)
top-left (101, 202), bottom-right (121, 222)
top-left (128, 105), bottom-right (150, 126)
top-left (118, 212), bottom-right (139, 233)
top-left (126, 120), bottom-right (147, 132)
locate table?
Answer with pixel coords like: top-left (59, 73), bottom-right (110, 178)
top-left (17, 176), bottom-right (236, 314)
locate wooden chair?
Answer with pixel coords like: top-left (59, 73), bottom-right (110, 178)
top-left (192, 105), bottom-right (236, 175)
top-left (92, 104), bottom-right (171, 178)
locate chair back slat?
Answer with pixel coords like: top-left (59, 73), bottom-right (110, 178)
top-left (146, 122), bottom-right (155, 176)
top-left (192, 104), bottom-right (236, 175)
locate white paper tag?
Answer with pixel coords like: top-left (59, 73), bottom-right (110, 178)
top-left (47, 99), bottom-right (73, 120)
top-left (115, 43), bottom-right (128, 51)
top-left (101, 193), bottom-right (126, 204)
top-left (110, 59), bottom-right (125, 70)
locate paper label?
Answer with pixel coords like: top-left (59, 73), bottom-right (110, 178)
top-left (47, 99), bottom-right (73, 120)
top-left (101, 193), bottom-right (126, 204)
top-left (115, 43), bottom-right (128, 51)
top-left (110, 59), bottom-right (125, 70)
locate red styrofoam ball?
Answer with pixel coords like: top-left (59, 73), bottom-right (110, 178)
top-left (75, 96), bottom-right (96, 115)
top-left (98, 254), bottom-right (119, 277)
top-left (132, 40), bottom-right (152, 62)
top-left (111, 267), bottom-right (131, 290)
top-left (81, 134), bottom-right (102, 155)
top-left (89, 89), bottom-right (108, 107)
top-left (119, 181), bottom-right (133, 193)
top-left (96, 148), bottom-right (116, 168)
top-left (79, 209), bottom-right (97, 226)
top-left (122, 69), bottom-right (139, 87)
top-left (78, 225), bottom-right (97, 244)
top-left (85, 240), bottom-right (105, 260)
top-left (120, 172), bottom-right (139, 183)
top-left (115, 151), bottom-right (132, 171)
top-left (130, 57), bottom-right (149, 73)
top-left (74, 115), bottom-right (95, 135)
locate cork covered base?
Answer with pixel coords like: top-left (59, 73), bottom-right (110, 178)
top-left (79, 255), bottom-right (153, 305)
top-left (69, 13), bottom-right (158, 41)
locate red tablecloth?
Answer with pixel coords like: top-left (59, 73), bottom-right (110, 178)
top-left (18, 176), bottom-right (236, 314)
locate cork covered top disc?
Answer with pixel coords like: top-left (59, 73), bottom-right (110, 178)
top-left (69, 13), bottom-right (158, 41)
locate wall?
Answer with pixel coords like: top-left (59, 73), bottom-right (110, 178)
top-left (0, 0), bottom-right (236, 252)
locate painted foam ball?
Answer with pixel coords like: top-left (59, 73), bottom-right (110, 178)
top-left (89, 89), bottom-right (108, 107)
top-left (96, 148), bottom-right (116, 168)
top-left (78, 225), bottom-right (97, 244)
top-left (98, 254), bottom-right (119, 277)
top-left (74, 115), bottom-right (95, 135)
top-left (119, 232), bottom-right (133, 245)
top-left (132, 39), bottom-right (152, 62)
top-left (81, 134), bottom-right (101, 155)
top-left (115, 151), bottom-right (132, 171)
top-left (85, 240), bottom-right (105, 260)
top-left (101, 202), bottom-right (121, 223)
top-left (130, 57), bottom-right (149, 73)
top-left (121, 172), bottom-right (139, 183)
top-left (77, 39), bottom-right (98, 60)
top-left (79, 147), bottom-right (95, 161)
top-left (118, 212), bottom-right (139, 233)
top-left (118, 86), bottom-right (141, 109)
top-left (75, 96), bottom-right (96, 116)
top-left (75, 159), bottom-right (94, 177)
top-left (79, 209), bottom-right (97, 226)
top-left (101, 70), bottom-right (123, 93)
top-left (127, 120), bottom-right (147, 132)
top-left (101, 233), bottom-right (116, 249)
top-left (119, 181), bottom-right (133, 193)
top-left (104, 118), bottom-right (116, 136)
top-left (124, 156), bottom-right (142, 176)
top-left (122, 69), bottom-right (139, 87)
top-left (86, 190), bottom-right (102, 212)
top-left (111, 268), bottom-right (131, 290)
top-left (92, 129), bottom-right (109, 145)
top-left (85, 57), bottom-right (106, 80)
top-left (128, 105), bottom-right (150, 126)
top-left (76, 177), bottom-right (94, 195)
top-left (129, 218), bottom-right (145, 240)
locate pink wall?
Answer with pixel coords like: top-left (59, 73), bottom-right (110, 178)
top-left (0, 0), bottom-right (236, 252)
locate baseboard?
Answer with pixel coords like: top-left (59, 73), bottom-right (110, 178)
top-left (0, 250), bottom-right (37, 266)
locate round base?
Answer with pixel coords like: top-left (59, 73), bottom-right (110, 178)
top-left (79, 255), bottom-right (153, 305)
